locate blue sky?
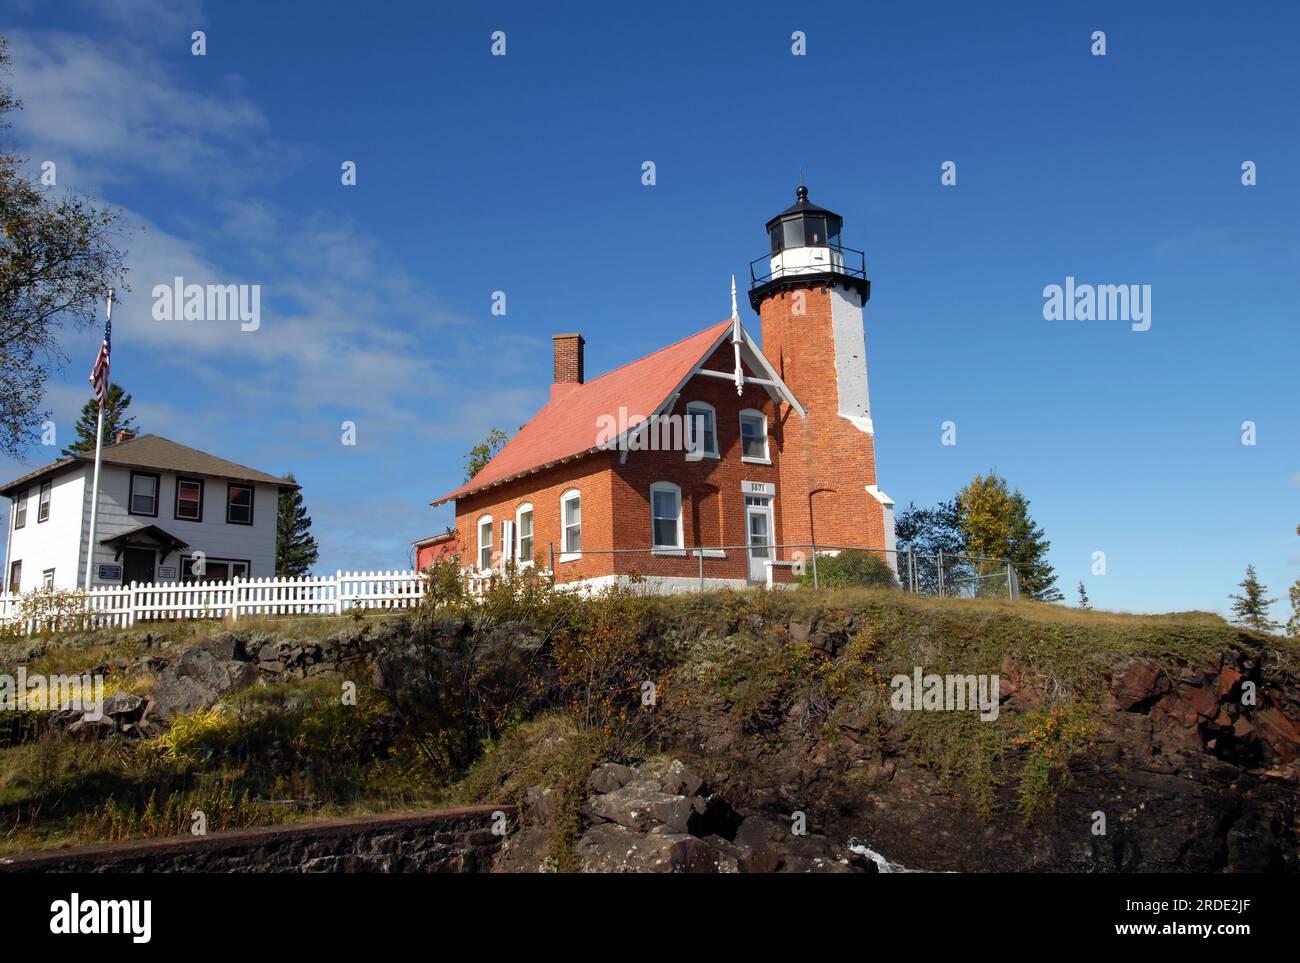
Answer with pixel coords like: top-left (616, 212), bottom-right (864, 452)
top-left (2, 0), bottom-right (1296, 620)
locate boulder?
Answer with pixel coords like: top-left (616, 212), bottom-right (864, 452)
top-left (148, 640), bottom-right (261, 724)
top-left (583, 781), bottom-right (678, 833)
top-left (588, 763), bottom-right (635, 794)
top-left (658, 759), bottom-right (705, 797)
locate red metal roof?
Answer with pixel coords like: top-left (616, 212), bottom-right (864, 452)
top-left (433, 319), bottom-right (734, 506)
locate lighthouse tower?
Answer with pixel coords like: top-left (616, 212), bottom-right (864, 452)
top-left (749, 185), bottom-right (896, 561)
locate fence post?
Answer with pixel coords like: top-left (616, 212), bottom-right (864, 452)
top-left (334, 570), bottom-right (343, 615)
top-left (907, 549), bottom-right (915, 593)
top-left (810, 540), bottom-right (819, 589)
top-left (697, 547), bottom-right (704, 591)
top-left (231, 576), bottom-right (241, 622)
top-left (548, 543), bottom-right (555, 586)
top-left (128, 581), bottom-right (138, 626)
top-left (936, 550), bottom-right (944, 598)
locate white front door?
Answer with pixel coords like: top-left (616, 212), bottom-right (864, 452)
top-left (745, 496), bottom-right (773, 583)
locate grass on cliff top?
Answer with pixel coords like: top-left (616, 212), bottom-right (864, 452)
top-left (0, 585), bottom-right (1288, 856)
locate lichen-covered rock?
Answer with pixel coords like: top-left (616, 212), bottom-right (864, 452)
top-left (147, 639), bottom-right (261, 723)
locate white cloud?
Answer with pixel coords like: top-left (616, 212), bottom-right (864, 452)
top-left (1, 16), bottom-right (553, 570)
top-left (5, 28), bottom-right (272, 191)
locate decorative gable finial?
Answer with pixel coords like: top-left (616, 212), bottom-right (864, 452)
top-left (730, 275), bottom-right (738, 321)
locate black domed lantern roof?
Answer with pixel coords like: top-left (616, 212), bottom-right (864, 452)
top-left (765, 185), bottom-right (843, 254)
top-left (748, 184), bottom-right (869, 310)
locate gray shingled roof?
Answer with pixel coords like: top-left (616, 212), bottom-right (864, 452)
top-left (0, 434), bottom-right (298, 495)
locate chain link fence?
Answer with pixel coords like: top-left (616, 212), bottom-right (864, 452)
top-left (471, 543), bottom-right (1020, 601)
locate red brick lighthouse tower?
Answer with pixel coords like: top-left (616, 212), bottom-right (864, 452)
top-left (749, 186), bottom-right (896, 562)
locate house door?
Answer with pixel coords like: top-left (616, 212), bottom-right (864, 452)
top-left (122, 547), bottom-right (156, 585)
top-left (745, 496), bottom-right (773, 583)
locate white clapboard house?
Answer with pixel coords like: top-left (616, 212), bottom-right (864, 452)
top-left (2, 432), bottom-right (296, 592)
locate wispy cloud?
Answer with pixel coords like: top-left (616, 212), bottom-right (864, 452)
top-left (1, 13), bottom-right (543, 569)
top-left (6, 28), bottom-right (272, 190)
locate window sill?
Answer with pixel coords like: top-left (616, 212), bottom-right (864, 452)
top-left (684, 452), bottom-right (720, 462)
top-left (741, 456), bottom-right (771, 465)
top-left (652, 547), bottom-right (687, 556)
top-left (693, 549), bottom-right (727, 559)
top-left (559, 552), bottom-right (582, 563)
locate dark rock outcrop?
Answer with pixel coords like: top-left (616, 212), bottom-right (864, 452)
top-left (661, 647), bottom-right (1299, 873)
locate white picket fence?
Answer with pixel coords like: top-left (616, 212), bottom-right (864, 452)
top-left (0, 570), bottom-right (428, 635)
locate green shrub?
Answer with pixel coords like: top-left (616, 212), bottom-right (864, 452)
top-left (799, 550), bottom-right (899, 590)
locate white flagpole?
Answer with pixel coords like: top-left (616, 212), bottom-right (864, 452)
top-left (83, 289), bottom-right (112, 590)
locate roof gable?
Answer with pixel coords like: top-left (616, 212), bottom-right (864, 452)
top-left (433, 318), bottom-right (801, 506)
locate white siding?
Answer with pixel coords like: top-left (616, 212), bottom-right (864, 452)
top-left (5, 465), bottom-right (280, 591)
top-left (5, 469), bottom-right (88, 591)
top-left (82, 467), bottom-right (279, 586)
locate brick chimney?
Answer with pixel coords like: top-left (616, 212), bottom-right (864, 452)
top-left (113, 428), bottom-right (136, 445)
top-left (551, 333), bottom-right (584, 400)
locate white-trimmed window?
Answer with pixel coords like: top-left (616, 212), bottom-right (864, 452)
top-left (740, 409), bottom-right (769, 462)
top-left (180, 556), bottom-right (250, 582)
top-left (42, 569), bottom-right (55, 589)
top-left (516, 503), bottom-right (534, 562)
top-left (501, 519), bottom-right (515, 564)
top-left (128, 472), bottom-right (158, 517)
top-left (477, 515), bottom-right (494, 570)
top-left (37, 480), bottom-right (53, 523)
top-left (650, 482), bottom-right (683, 549)
top-left (685, 402), bottom-right (718, 459)
top-left (561, 489), bottom-right (581, 556)
top-left (13, 490), bottom-right (27, 529)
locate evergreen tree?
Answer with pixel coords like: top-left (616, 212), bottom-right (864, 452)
top-left (61, 382), bottom-right (135, 456)
top-left (464, 426), bottom-right (511, 481)
top-left (894, 498), bottom-right (966, 594)
top-left (1077, 580), bottom-right (1090, 609)
top-left (957, 471), bottom-right (1062, 602)
top-left (1228, 564), bottom-right (1278, 632)
top-left (1289, 526), bottom-right (1300, 640)
top-left (275, 474), bottom-right (319, 577)
top-left (895, 498), bottom-right (965, 557)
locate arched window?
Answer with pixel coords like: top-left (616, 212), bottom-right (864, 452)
top-left (560, 489), bottom-right (581, 557)
top-left (477, 515), bottom-right (494, 570)
top-left (739, 408), bottom-right (769, 463)
top-left (650, 482), bottom-right (683, 549)
top-left (515, 502), bottom-right (534, 563)
top-left (685, 401), bottom-right (718, 460)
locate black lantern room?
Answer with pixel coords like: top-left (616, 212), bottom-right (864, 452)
top-left (766, 185), bottom-right (843, 254)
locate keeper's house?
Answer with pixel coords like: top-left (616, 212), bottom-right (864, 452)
top-left (2, 432), bottom-right (296, 593)
top-left (429, 186), bottom-right (896, 591)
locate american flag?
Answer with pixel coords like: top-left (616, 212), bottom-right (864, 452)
top-left (89, 312), bottom-right (111, 406)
